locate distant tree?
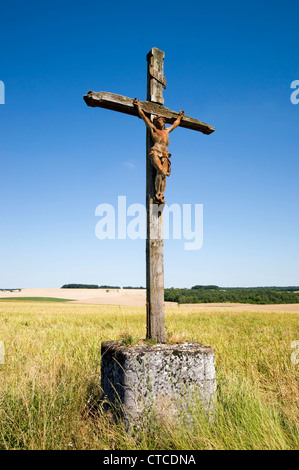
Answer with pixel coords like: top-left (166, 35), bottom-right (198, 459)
top-left (61, 284), bottom-right (121, 289)
top-left (123, 286), bottom-right (145, 289)
top-left (61, 284), bottom-right (99, 289)
top-left (191, 285), bottom-right (220, 290)
top-left (98, 285), bottom-right (121, 289)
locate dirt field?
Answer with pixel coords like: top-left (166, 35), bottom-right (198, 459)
top-left (1, 288), bottom-right (299, 312)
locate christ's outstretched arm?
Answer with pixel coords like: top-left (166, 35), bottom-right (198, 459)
top-left (167, 110), bottom-right (184, 133)
top-left (133, 98), bottom-right (154, 131)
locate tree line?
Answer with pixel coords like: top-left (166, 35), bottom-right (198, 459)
top-left (61, 284), bottom-right (299, 304)
top-left (61, 284), bottom-right (145, 289)
top-left (165, 286), bottom-right (299, 304)
top-left (61, 284), bottom-right (121, 289)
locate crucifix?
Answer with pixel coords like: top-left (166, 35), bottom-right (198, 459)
top-left (84, 47), bottom-right (215, 343)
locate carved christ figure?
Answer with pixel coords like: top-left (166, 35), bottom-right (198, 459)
top-left (133, 98), bottom-right (184, 204)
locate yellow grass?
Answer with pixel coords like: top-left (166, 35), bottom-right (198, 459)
top-left (0, 301), bottom-right (298, 449)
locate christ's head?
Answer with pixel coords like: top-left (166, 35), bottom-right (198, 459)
top-left (153, 115), bottom-right (165, 130)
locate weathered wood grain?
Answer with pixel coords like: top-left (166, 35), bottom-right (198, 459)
top-left (146, 48), bottom-right (166, 343)
top-left (147, 47), bottom-right (165, 104)
top-left (83, 91), bottom-right (215, 135)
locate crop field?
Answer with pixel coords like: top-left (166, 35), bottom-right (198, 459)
top-left (0, 301), bottom-right (298, 450)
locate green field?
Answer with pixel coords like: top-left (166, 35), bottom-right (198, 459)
top-left (0, 297), bottom-right (74, 302)
top-left (0, 301), bottom-right (298, 450)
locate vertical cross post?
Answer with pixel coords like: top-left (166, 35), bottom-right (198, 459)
top-left (146, 48), bottom-right (166, 343)
top-left (84, 47), bottom-right (214, 342)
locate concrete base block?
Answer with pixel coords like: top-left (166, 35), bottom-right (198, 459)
top-left (101, 341), bottom-right (216, 425)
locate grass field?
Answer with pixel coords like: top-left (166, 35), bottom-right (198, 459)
top-left (0, 301), bottom-right (298, 450)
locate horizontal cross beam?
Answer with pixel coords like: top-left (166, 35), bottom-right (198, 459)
top-left (83, 91), bottom-right (215, 135)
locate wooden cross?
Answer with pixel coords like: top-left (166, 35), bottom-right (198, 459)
top-left (84, 47), bottom-right (215, 343)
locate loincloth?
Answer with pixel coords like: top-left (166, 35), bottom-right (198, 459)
top-left (150, 149), bottom-right (171, 174)
top-left (150, 148), bottom-right (171, 159)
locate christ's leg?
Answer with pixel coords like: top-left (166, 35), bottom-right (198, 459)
top-left (160, 176), bottom-right (166, 202)
top-left (155, 173), bottom-right (166, 204)
top-left (150, 151), bottom-right (164, 174)
top-left (155, 172), bottom-right (163, 202)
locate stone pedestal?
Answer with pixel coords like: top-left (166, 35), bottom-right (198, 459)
top-left (101, 341), bottom-right (216, 425)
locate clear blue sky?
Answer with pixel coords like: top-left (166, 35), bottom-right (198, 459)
top-left (0, 0), bottom-right (298, 288)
